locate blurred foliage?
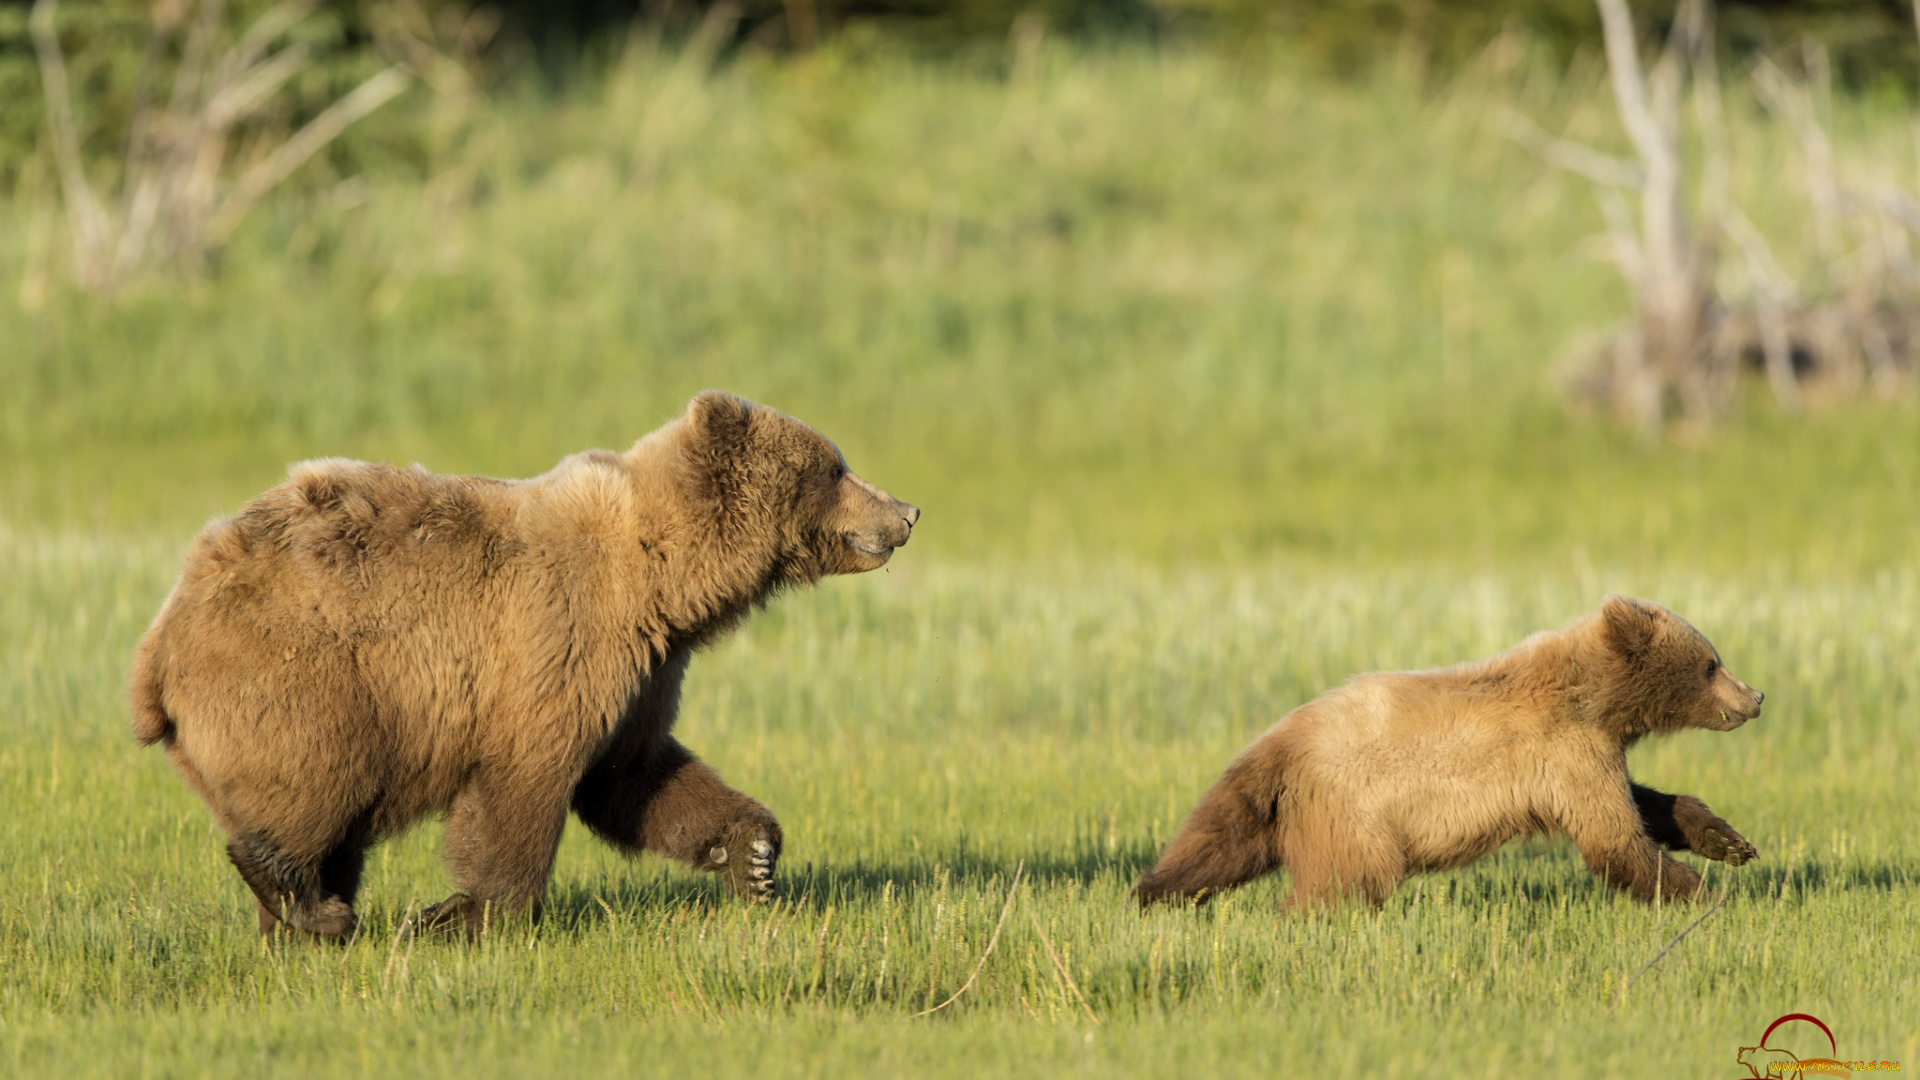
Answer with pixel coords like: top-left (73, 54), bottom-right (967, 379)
top-left (7, 0), bottom-right (1920, 190)
top-left (4, 38), bottom-right (1918, 572)
top-left (488, 0), bottom-right (1920, 80)
top-left (0, 0), bottom-right (419, 191)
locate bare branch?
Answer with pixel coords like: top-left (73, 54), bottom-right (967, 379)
top-left (1596, 187), bottom-right (1648, 287)
top-left (1596, 0), bottom-right (1669, 177)
top-left (1723, 208), bottom-right (1793, 295)
top-left (29, 0), bottom-right (113, 284)
top-left (1725, 208), bottom-right (1804, 410)
top-left (216, 0), bottom-right (321, 87)
top-left (168, 0), bottom-right (228, 118)
top-left (1876, 188), bottom-right (1920, 237)
top-left (1495, 108), bottom-right (1645, 189)
top-left (204, 44), bottom-right (312, 127)
top-left (1681, 0), bottom-right (1729, 222)
top-left (205, 66), bottom-right (410, 246)
top-left (31, 0), bottom-right (428, 293)
top-left (1752, 56), bottom-right (1841, 260)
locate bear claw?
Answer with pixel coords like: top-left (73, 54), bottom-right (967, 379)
top-left (404, 893), bottom-right (486, 939)
top-left (710, 829), bottom-right (779, 903)
top-left (1694, 822), bottom-right (1758, 866)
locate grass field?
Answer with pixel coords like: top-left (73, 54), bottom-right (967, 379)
top-left (1, 31), bottom-right (1917, 1079)
top-left (3, 538), bottom-right (1916, 1076)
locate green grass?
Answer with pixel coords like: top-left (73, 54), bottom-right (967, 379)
top-left (2, 32), bottom-right (1918, 1079)
top-left (2, 535), bottom-right (1917, 1076)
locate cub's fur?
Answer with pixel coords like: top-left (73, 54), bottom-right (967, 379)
top-left (131, 392), bottom-right (918, 937)
top-left (1135, 597), bottom-right (1762, 909)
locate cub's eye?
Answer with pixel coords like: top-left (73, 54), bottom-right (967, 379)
top-left (1704, 659), bottom-right (1719, 679)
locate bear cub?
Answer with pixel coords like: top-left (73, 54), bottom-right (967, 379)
top-left (1135, 596), bottom-right (1762, 909)
top-left (131, 391), bottom-right (918, 938)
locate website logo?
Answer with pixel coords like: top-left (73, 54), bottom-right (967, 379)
top-left (1736, 1013), bottom-right (1901, 1077)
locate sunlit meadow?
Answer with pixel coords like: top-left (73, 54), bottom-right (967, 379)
top-left (2, 31), bottom-right (1916, 1078)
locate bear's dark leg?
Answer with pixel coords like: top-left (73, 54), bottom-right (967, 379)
top-left (1133, 756), bottom-right (1282, 906)
top-left (316, 806), bottom-right (378, 911)
top-left (1630, 782), bottom-right (1757, 865)
top-left (423, 768), bottom-right (573, 936)
top-left (227, 832), bottom-right (359, 938)
top-left (573, 736), bottom-right (780, 902)
top-left (319, 845), bottom-right (369, 907)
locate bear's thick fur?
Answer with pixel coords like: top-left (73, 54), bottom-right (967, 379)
top-left (1135, 596), bottom-right (1763, 909)
top-left (131, 391), bottom-right (918, 937)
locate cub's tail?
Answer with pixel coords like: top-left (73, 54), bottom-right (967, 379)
top-left (129, 634), bottom-right (174, 746)
top-left (1133, 740), bottom-right (1287, 906)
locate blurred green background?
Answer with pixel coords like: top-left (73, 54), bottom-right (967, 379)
top-left (3, 0), bottom-right (1919, 573)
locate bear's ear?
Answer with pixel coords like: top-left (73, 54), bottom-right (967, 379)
top-left (684, 391), bottom-right (755, 458)
top-left (1601, 595), bottom-right (1663, 658)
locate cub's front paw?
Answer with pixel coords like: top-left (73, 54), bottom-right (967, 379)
top-left (1675, 797), bottom-right (1758, 866)
top-left (706, 822), bottom-right (781, 903)
top-left (1696, 821), bottom-right (1758, 866)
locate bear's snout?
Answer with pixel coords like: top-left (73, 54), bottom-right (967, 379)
top-left (1715, 681), bottom-right (1764, 728)
top-left (833, 473), bottom-right (917, 571)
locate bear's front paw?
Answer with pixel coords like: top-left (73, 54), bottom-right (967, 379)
top-left (1673, 796), bottom-right (1758, 866)
top-left (1694, 821), bottom-right (1758, 866)
top-left (706, 823), bottom-right (780, 903)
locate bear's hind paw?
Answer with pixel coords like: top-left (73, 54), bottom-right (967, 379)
top-left (403, 893), bottom-right (490, 940)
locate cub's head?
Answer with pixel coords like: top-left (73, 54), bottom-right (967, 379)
top-left (1599, 595), bottom-right (1764, 735)
top-left (680, 391), bottom-right (918, 581)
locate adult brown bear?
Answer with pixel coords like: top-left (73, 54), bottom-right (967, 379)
top-left (1135, 597), bottom-right (1762, 909)
top-left (130, 391), bottom-right (918, 937)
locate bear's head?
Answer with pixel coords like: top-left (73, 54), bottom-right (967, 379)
top-left (680, 391), bottom-right (918, 581)
top-left (1598, 595), bottom-right (1765, 736)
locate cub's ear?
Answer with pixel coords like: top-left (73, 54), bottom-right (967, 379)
top-left (1601, 595), bottom-right (1663, 658)
top-left (685, 391), bottom-right (755, 457)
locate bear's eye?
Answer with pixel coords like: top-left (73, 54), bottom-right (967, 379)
top-left (1704, 659), bottom-right (1719, 679)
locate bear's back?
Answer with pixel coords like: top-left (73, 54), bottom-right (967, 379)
top-left (178, 459), bottom-right (525, 622)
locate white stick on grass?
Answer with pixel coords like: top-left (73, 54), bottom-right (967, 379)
top-left (911, 861), bottom-right (1024, 1018)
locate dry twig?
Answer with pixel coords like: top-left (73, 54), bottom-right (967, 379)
top-left (1617, 889), bottom-right (1731, 1006)
top-left (1029, 911), bottom-right (1099, 1025)
top-left (911, 861), bottom-right (1024, 1018)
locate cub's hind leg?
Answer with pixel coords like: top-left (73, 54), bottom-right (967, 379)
top-left (1134, 753), bottom-right (1284, 906)
top-left (1279, 804), bottom-right (1405, 911)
